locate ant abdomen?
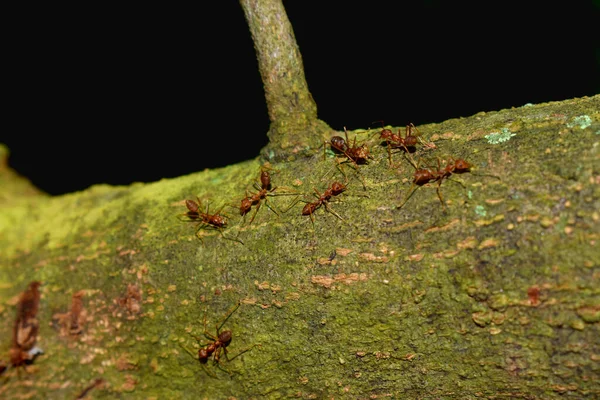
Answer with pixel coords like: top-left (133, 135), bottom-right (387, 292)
top-left (330, 136), bottom-right (348, 153)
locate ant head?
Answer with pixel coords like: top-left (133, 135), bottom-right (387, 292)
top-left (211, 215), bottom-right (227, 228)
top-left (454, 159), bottom-right (472, 172)
top-left (354, 145), bottom-right (371, 163)
top-left (198, 348), bottom-right (209, 363)
top-left (260, 170), bottom-right (271, 189)
top-left (331, 181), bottom-right (346, 195)
top-left (379, 128), bottom-right (394, 140)
top-left (239, 198), bottom-right (252, 215)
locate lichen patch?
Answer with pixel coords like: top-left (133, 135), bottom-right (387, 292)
top-left (310, 273), bottom-right (369, 289)
top-left (424, 219), bottom-right (459, 233)
top-left (358, 253), bottom-right (389, 263)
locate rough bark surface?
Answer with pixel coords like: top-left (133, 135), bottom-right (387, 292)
top-left (0, 95), bottom-right (599, 399)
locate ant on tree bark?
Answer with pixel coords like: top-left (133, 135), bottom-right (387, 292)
top-left (397, 157), bottom-right (472, 210)
top-left (180, 301), bottom-right (260, 377)
top-left (179, 198), bottom-right (243, 245)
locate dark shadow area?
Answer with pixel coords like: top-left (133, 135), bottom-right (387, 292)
top-left (4, 2), bottom-right (599, 195)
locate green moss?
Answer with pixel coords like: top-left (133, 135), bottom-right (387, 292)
top-left (1, 95), bottom-right (600, 398)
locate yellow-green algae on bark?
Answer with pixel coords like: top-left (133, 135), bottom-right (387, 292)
top-left (1, 95), bottom-right (599, 399)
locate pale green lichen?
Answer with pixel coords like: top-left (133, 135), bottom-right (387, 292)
top-left (474, 205), bottom-right (487, 217)
top-left (485, 128), bottom-right (516, 144)
top-left (566, 115), bottom-right (592, 129)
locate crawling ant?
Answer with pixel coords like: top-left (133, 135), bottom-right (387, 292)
top-left (179, 198), bottom-right (242, 244)
top-left (239, 169), bottom-right (296, 225)
top-left (379, 123), bottom-right (419, 151)
top-left (301, 180), bottom-right (348, 225)
top-left (378, 123), bottom-right (420, 165)
top-left (397, 157), bottom-right (472, 210)
top-left (182, 198), bottom-right (225, 227)
top-left (325, 127), bottom-right (372, 189)
top-left (180, 301), bottom-right (259, 377)
top-left (326, 127), bottom-right (372, 166)
top-left (375, 122), bottom-right (437, 166)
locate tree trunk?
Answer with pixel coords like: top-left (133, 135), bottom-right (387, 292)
top-left (239, 0), bottom-right (332, 161)
top-left (0, 95), bottom-right (599, 398)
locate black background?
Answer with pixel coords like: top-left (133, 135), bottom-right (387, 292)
top-left (4, 1), bottom-right (599, 195)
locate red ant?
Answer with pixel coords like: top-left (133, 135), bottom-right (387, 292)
top-left (397, 157), bottom-right (472, 210)
top-left (375, 122), bottom-right (437, 166)
top-left (179, 198), bottom-right (242, 244)
top-left (238, 169), bottom-right (296, 225)
top-left (378, 123), bottom-right (420, 165)
top-left (301, 180), bottom-right (348, 224)
top-left (325, 127), bottom-right (372, 189)
top-left (180, 301), bottom-right (259, 377)
top-left (326, 127), bottom-right (372, 166)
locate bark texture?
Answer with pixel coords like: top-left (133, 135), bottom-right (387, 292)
top-left (0, 95), bottom-right (599, 399)
top-left (239, 0), bottom-right (332, 161)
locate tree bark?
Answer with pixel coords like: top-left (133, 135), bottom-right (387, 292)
top-left (239, 0), bottom-right (332, 161)
top-left (0, 95), bottom-right (599, 398)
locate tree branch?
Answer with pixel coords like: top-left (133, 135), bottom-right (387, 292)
top-left (239, 0), bottom-right (331, 161)
top-left (1, 96), bottom-right (599, 398)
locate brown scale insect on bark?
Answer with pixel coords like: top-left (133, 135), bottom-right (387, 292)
top-left (117, 283), bottom-right (143, 317)
top-left (52, 290), bottom-right (87, 336)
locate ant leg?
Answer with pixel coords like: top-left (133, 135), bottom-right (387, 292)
top-left (322, 202), bottom-right (344, 221)
top-left (179, 343), bottom-right (200, 360)
top-left (201, 308), bottom-right (219, 341)
top-left (306, 207), bottom-right (316, 231)
top-left (194, 223), bottom-right (207, 245)
top-left (225, 343), bottom-right (262, 362)
top-left (211, 348), bottom-right (236, 377)
top-left (386, 142), bottom-right (394, 166)
top-left (202, 364), bottom-right (217, 378)
top-left (215, 301), bottom-right (241, 334)
top-left (280, 195), bottom-right (302, 213)
top-left (435, 180), bottom-right (447, 210)
top-left (248, 201), bottom-right (262, 225)
top-left (334, 160), bottom-right (349, 183)
top-left (401, 151), bottom-right (419, 170)
top-left (263, 197), bottom-right (281, 219)
top-left (397, 181), bottom-right (419, 210)
top-left (338, 158), bottom-right (367, 191)
top-left (218, 228), bottom-right (245, 245)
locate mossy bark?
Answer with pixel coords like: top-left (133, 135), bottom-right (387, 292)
top-left (1, 95), bottom-right (599, 399)
top-left (239, 0), bottom-right (332, 161)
